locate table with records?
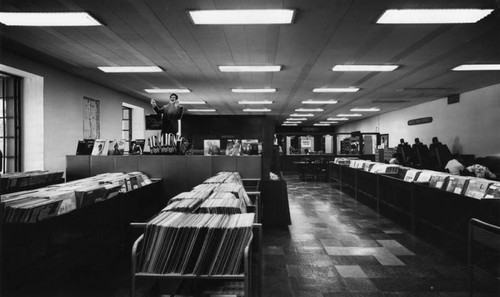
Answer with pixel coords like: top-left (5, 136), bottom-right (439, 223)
top-left (1, 172), bottom-right (164, 292)
top-left (329, 159), bottom-right (500, 248)
top-left (131, 171), bottom-right (262, 297)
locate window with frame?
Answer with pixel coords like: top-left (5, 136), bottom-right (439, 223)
top-left (122, 106), bottom-right (132, 154)
top-left (0, 74), bottom-right (21, 173)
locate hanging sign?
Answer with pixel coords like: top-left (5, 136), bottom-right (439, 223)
top-left (408, 117), bottom-right (433, 126)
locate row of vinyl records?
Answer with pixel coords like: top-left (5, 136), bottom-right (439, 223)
top-left (137, 171), bottom-right (255, 275)
top-left (1, 172), bottom-right (152, 223)
top-left (337, 158), bottom-right (500, 200)
top-left (1, 170), bottom-right (64, 193)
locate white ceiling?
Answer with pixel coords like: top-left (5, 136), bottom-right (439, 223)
top-left (1, 0), bottom-right (500, 126)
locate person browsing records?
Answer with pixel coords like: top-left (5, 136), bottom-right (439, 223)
top-left (150, 93), bottom-right (184, 135)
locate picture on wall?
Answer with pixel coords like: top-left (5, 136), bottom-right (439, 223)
top-left (225, 139), bottom-right (241, 156)
top-left (83, 96), bottom-right (100, 139)
top-left (204, 139), bottom-right (220, 155)
top-left (380, 134), bottom-right (389, 148)
top-left (241, 139), bottom-right (259, 155)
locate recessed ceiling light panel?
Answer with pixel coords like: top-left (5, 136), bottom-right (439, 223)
top-left (189, 9), bottom-right (295, 25)
top-left (145, 88), bottom-right (191, 93)
top-left (314, 123), bottom-right (330, 126)
top-left (243, 108), bottom-right (271, 112)
top-left (295, 108), bottom-right (324, 112)
top-left (313, 87), bottom-right (359, 93)
top-left (302, 100), bottom-right (338, 104)
top-left (286, 118), bottom-right (307, 121)
top-left (332, 65), bottom-right (398, 71)
top-left (452, 64), bottom-right (500, 71)
top-left (376, 9), bottom-right (493, 24)
top-left (232, 88), bottom-right (276, 93)
top-left (99, 66), bottom-right (163, 73)
top-left (238, 100), bottom-right (273, 105)
top-left (219, 65), bottom-right (282, 72)
top-left (327, 117), bottom-right (349, 121)
top-left (290, 113), bottom-right (314, 117)
top-left (0, 12), bottom-right (102, 26)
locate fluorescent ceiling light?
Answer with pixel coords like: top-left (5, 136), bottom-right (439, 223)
top-left (188, 109), bottom-right (216, 112)
top-left (99, 66), bottom-right (163, 73)
top-left (376, 9), bottom-right (493, 24)
top-left (337, 113), bottom-right (362, 117)
top-left (332, 65), bottom-right (398, 71)
top-left (290, 113), bottom-right (314, 117)
top-left (188, 9), bottom-right (295, 25)
top-left (243, 108), bottom-right (271, 112)
top-left (327, 117), bottom-right (349, 121)
top-left (238, 100), bottom-right (273, 105)
top-left (232, 88), bottom-right (276, 93)
top-left (313, 87), bottom-right (359, 93)
top-left (302, 100), bottom-right (338, 104)
top-left (178, 100), bottom-right (206, 105)
top-left (320, 121), bottom-right (338, 124)
top-left (295, 108), bottom-right (324, 112)
top-left (284, 121), bottom-right (302, 124)
top-left (286, 118), bottom-right (307, 121)
top-left (282, 124), bottom-right (298, 126)
top-left (314, 123), bottom-right (330, 126)
top-left (452, 64), bottom-right (500, 71)
top-left (145, 88), bottom-right (191, 93)
top-left (0, 12), bottom-right (102, 26)
top-left (350, 108), bottom-right (380, 112)
top-left (219, 65), bottom-right (281, 72)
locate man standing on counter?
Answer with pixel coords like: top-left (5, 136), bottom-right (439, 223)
top-left (150, 93), bottom-right (184, 135)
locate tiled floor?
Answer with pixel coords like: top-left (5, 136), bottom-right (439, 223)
top-left (261, 174), bottom-right (499, 297)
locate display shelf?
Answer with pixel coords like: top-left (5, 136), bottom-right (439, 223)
top-left (242, 178), bottom-right (262, 224)
top-left (329, 162), bottom-right (500, 255)
top-left (66, 155), bottom-right (262, 203)
top-left (1, 180), bottom-right (164, 292)
top-left (130, 223), bottom-right (262, 297)
top-left (1, 170), bottom-right (64, 194)
top-left (131, 230), bottom-right (255, 297)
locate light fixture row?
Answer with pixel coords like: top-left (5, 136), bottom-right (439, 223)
top-left (0, 8), bottom-right (493, 26)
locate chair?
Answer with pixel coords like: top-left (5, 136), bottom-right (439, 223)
top-left (468, 218), bottom-right (500, 296)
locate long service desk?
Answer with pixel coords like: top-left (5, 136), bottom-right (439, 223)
top-left (329, 163), bottom-right (500, 254)
top-left (66, 155), bottom-right (262, 201)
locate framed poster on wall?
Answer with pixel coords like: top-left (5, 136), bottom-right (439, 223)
top-left (380, 134), bottom-right (389, 148)
top-left (83, 96), bottom-right (100, 139)
top-left (301, 139), bottom-right (312, 148)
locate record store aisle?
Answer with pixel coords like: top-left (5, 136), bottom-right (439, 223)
top-left (261, 175), bottom-right (497, 297)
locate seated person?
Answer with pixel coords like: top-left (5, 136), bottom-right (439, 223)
top-left (389, 153), bottom-right (400, 165)
top-left (465, 164), bottom-right (497, 180)
top-left (445, 158), bottom-right (464, 175)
